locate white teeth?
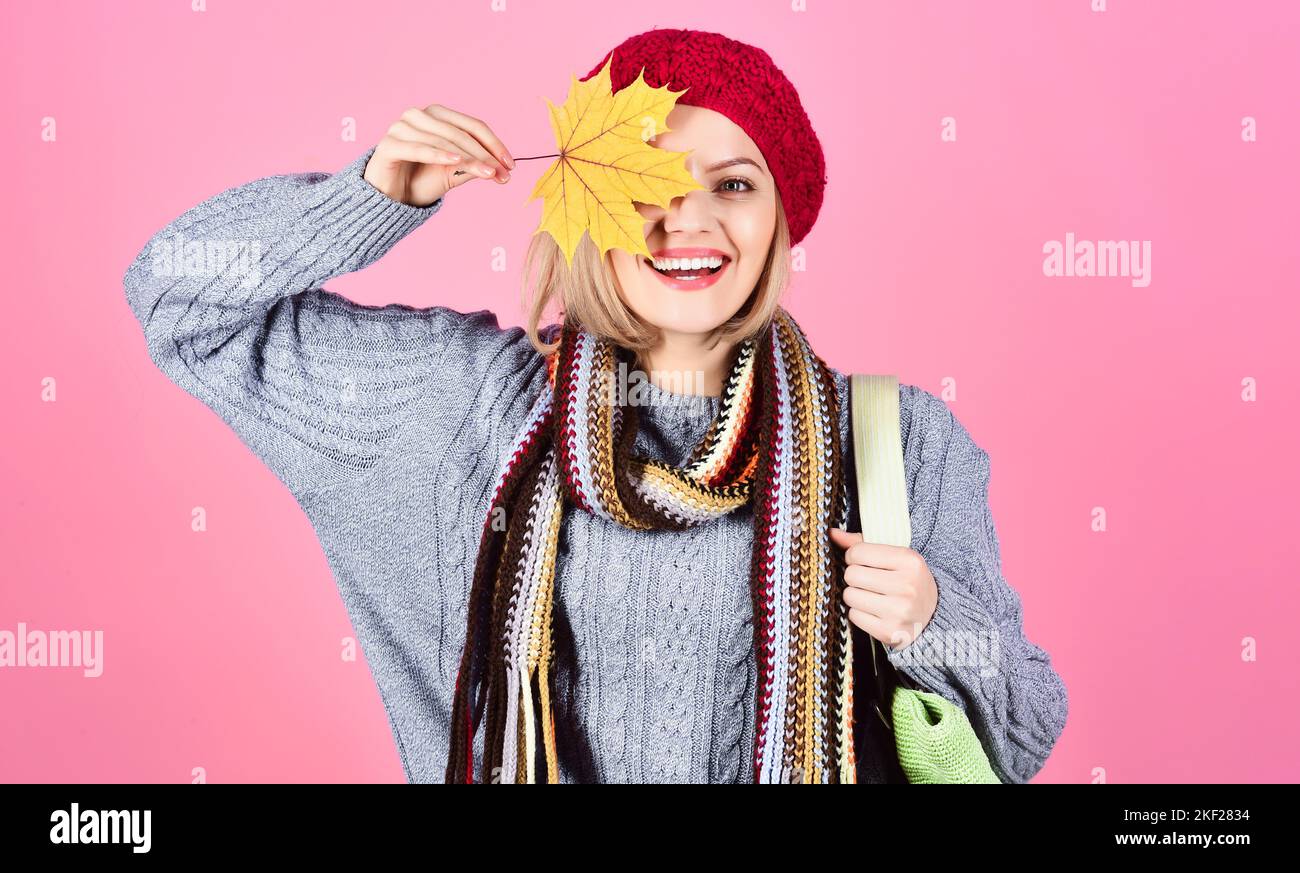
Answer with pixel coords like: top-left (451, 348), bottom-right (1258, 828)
top-left (650, 256), bottom-right (726, 271)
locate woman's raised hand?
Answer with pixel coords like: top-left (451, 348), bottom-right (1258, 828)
top-left (362, 104), bottom-right (516, 206)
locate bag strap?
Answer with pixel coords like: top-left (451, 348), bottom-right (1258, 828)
top-left (849, 374), bottom-right (922, 733)
top-left (849, 375), bottom-right (910, 549)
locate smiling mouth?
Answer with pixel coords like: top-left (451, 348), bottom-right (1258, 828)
top-left (650, 262), bottom-right (725, 280)
top-left (642, 256), bottom-right (730, 282)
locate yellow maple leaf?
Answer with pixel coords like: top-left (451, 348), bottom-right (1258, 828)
top-left (528, 53), bottom-right (706, 266)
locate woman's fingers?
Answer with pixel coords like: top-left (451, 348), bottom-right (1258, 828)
top-left (400, 107), bottom-right (510, 180)
top-left (848, 608), bottom-right (892, 644)
top-left (384, 123), bottom-right (459, 160)
top-left (830, 527), bottom-right (917, 572)
top-left (844, 562), bottom-right (904, 594)
top-left (377, 135), bottom-right (462, 168)
top-left (365, 103), bottom-right (513, 204)
top-left (386, 121), bottom-right (504, 183)
top-left (423, 104), bottom-right (515, 171)
top-left (843, 586), bottom-right (891, 618)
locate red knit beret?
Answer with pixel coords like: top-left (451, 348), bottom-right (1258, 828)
top-left (579, 28), bottom-right (827, 246)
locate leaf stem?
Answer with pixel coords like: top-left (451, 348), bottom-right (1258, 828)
top-left (452, 154), bottom-right (559, 175)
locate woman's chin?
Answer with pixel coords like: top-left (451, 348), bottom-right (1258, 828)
top-left (629, 289), bottom-right (751, 335)
top-left (639, 307), bottom-right (736, 337)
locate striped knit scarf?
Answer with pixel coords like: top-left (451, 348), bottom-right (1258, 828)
top-left (445, 307), bottom-right (858, 784)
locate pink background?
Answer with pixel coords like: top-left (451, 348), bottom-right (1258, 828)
top-left (3, 0), bottom-right (1297, 783)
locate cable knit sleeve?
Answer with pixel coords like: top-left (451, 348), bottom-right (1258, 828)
top-left (122, 147), bottom-right (485, 499)
top-left (888, 386), bottom-right (1069, 784)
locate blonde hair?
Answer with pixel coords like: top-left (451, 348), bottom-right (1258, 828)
top-left (523, 188), bottom-right (792, 361)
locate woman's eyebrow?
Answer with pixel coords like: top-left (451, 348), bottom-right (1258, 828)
top-left (704, 157), bottom-right (767, 175)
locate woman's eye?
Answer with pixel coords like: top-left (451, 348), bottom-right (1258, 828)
top-left (718, 176), bottom-right (755, 194)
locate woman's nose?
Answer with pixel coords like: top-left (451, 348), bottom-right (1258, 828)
top-left (638, 190), bottom-right (711, 229)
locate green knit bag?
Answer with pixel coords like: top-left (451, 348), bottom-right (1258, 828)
top-left (850, 374), bottom-right (1001, 784)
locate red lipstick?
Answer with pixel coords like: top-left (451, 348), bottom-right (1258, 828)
top-left (641, 248), bottom-right (732, 292)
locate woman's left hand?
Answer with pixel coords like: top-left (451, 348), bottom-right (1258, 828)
top-left (829, 527), bottom-right (939, 652)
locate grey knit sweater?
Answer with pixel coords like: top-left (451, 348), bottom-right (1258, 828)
top-left (123, 149), bottom-right (1068, 784)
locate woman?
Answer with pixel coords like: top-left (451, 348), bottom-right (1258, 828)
top-left (123, 28), bottom-right (1068, 784)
